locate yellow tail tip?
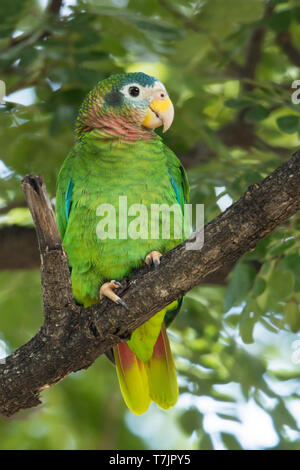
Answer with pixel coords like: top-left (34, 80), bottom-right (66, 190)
top-left (114, 324), bottom-right (178, 415)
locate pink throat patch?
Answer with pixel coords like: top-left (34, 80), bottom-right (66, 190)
top-left (85, 106), bottom-right (155, 142)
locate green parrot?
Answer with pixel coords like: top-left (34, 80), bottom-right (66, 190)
top-left (56, 72), bottom-right (189, 415)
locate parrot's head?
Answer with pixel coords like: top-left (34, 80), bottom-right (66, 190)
top-left (76, 72), bottom-right (174, 140)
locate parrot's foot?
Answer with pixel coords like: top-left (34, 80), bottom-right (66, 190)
top-left (145, 251), bottom-right (162, 269)
top-left (100, 280), bottom-right (128, 310)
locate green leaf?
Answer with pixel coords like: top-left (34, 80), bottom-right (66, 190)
top-left (239, 299), bottom-right (260, 344)
top-left (252, 277), bottom-right (266, 297)
top-left (199, 433), bottom-right (214, 450)
top-left (276, 115), bottom-right (300, 134)
top-left (268, 269), bottom-right (294, 303)
top-left (225, 262), bottom-right (256, 310)
top-left (221, 432), bottom-right (243, 450)
top-left (179, 407), bottom-right (203, 434)
top-left (284, 301), bottom-right (300, 333)
top-left (0, 80), bottom-right (5, 104)
top-left (267, 10), bottom-right (292, 32)
top-left (273, 401), bottom-right (299, 431)
top-left (217, 412), bottom-right (241, 423)
top-left (245, 105), bottom-right (270, 122)
top-left (0, 0), bottom-right (28, 37)
top-left (295, 7), bottom-right (300, 23)
top-left (279, 253), bottom-right (300, 291)
top-left (198, 0), bottom-right (264, 38)
top-left (260, 317), bottom-right (281, 333)
top-left (269, 238), bottom-right (295, 256)
top-left (19, 47), bottom-right (39, 68)
top-left (224, 98), bottom-right (253, 109)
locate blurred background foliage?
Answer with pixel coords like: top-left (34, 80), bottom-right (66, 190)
top-left (0, 0), bottom-right (300, 450)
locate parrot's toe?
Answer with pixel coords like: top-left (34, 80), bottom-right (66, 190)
top-left (145, 251), bottom-right (162, 269)
top-left (99, 280), bottom-right (129, 310)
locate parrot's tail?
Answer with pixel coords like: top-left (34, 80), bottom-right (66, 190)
top-left (113, 341), bottom-right (151, 415)
top-left (145, 323), bottom-right (178, 410)
top-left (113, 323), bottom-right (178, 415)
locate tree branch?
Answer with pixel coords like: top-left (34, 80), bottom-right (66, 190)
top-left (3, 0), bottom-right (63, 52)
top-left (276, 32), bottom-right (300, 68)
top-left (1, 150), bottom-right (300, 417)
top-left (240, 2), bottom-right (274, 89)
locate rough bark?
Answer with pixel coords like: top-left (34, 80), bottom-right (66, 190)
top-left (1, 150), bottom-right (300, 417)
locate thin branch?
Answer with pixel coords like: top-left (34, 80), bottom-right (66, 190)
top-left (276, 32), bottom-right (300, 68)
top-left (1, 150), bottom-right (300, 417)
top-left (47, 0), bottom-right (63, 16)
top-left (1, 0), bottom-right (63, 54)
top-left (241, 2), bottom-right (274, 87)
top-left (0, 201), bottom-right (27, 215)
top-left (157, 0), bottom-right (243, 75)
top-left (157, 0), bottom-right (277, 157)
top-left (241, 27), bottom-right (267, 92)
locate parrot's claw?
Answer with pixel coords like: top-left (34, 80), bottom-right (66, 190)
top-left (145, 251), bottom-right (163, 270)
top-left (100, 280), bottom-right (128, 310)
top-left (116, 297), bottom-right (129, 310)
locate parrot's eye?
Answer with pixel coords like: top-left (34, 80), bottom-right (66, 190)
top-left (129, 86), bottom-right (140, 97)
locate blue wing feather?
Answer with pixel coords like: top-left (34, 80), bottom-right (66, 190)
top-left (168, 170), bottom-right (181, 206)
top-left (65, 177), bottom-right (74, 223)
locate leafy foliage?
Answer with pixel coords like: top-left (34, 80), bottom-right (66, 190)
top-left (1, 0), bottom-right (300, 450)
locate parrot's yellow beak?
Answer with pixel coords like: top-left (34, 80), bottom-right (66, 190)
top-left (142, 91), bottom-right (174, 133)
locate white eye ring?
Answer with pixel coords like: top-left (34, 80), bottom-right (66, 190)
top-left (120, 83), bottom-right (148, 101)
